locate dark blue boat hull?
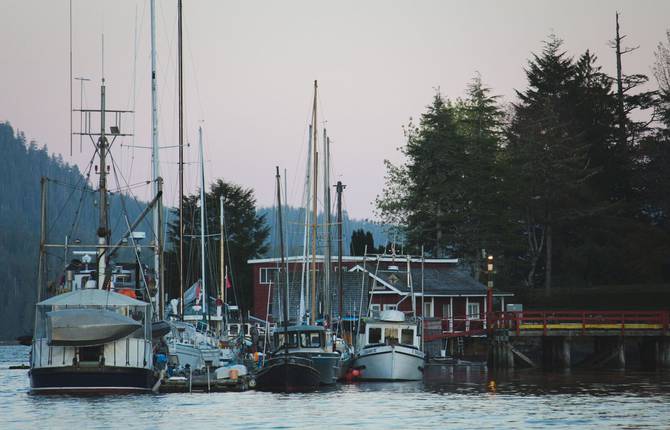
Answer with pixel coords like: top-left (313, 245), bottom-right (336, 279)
top-left (30, 366), bottom-right (155, 394)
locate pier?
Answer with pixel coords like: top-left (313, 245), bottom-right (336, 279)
top-left (424, 310), bottom-right (670, 370)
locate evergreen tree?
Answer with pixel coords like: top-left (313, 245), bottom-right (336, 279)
top-left (165, 179), bottom-right (269, 315)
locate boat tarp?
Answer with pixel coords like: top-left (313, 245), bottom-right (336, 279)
top-left (37, 288), bottom-right (149, 307)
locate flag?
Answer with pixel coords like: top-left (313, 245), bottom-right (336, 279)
top-left (225, 274), bottom-right (232, 289)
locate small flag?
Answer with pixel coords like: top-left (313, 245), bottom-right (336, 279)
top-left (226, 274), bottom-right (232, 289)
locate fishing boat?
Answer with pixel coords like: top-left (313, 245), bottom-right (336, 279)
top-left (29, 73), bottom-right (160, 393)
top-left (353, 309), bottom-right (425, 381)
top-left (255, 168), bottom-right (321, 392)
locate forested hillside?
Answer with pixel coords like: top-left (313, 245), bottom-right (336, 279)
top-left (0, 122), bottom-right (149, 340)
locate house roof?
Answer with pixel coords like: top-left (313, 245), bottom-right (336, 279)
top-left (352, 265), bottom-right (513, 297)
top-left (248, 254), bottom-right (459, 265)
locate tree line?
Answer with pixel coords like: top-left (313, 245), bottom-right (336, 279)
top-left (376, 31), bottom-right (670, 289)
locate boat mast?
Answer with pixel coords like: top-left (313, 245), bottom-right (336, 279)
top-left (310, 80), bottom-right (318, 325)
top-left (220, 195), bottom-right (226, 328)
top-left (299, 125), bottom-right (313, 324)
top-left (323, 130), bottom-right (331, 321)
top-left (335, 181), bottom-right (346, 321)
top-left (275, 167), bottom-right (288, 353)
top-left (178, 0), bottom-right (185, 318)
top-left (150, 0), bottom-right (164, 319)
top-left (97, 79), bottom-right (109, 289)
top-left (199, 126), bottom-right (207, 319)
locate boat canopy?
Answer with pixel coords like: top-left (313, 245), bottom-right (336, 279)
top-left (37, 289), bottom-right (149, 307)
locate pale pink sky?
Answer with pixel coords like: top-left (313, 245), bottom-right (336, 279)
top-left (1, 0), bottom-right (668, 218)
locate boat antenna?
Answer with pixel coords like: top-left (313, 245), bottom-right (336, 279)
top-left (276, 166), bottom-right (288, 354)
top-left (178, 0), bottom-right (185, 319)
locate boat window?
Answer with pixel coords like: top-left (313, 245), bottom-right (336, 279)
top-left (229, 325), bottom-right (239, 335)
top-left (401, 328), bottom-right (414, 345)
top-left (368, 327), bottom-right (382, 344)
top-left (384, 328), bottom-right (399, 345)
top-left (275, 332), bottom-right (299, 349)
top-left (301, 332), bottom-right (322, 348)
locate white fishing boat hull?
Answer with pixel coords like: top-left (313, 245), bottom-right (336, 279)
top-left (171, 342), bottom-right (220, 369)
top-left (354, 344), bottom-right (425, 381)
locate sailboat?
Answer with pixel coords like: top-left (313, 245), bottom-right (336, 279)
top-left (30, 76), bottom-right (158, 393)
top-left (293, 81), bottom-right (346, 385)
top-left (165, 126), bottom-right (222, 371)
top-left (255, 167), bottom-right (321, 392)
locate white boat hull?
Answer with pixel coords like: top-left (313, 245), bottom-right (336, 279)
top-left (354, 345), bottom-right (424, 381)
top-left (171, 342), bottom-right (220, 369)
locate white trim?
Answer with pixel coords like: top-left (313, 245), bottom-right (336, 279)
top-left (248, 255), bottom-right (458, 265)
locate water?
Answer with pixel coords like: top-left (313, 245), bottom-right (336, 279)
top-left (1, 345), bottom-right (669, 429)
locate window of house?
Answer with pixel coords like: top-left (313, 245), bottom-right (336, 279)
top-left (384, 328), bottom-right (399, 345)
top-left (467, 302), bottom-right (480, 319)
top-left (369, 304), bottom-right (381, 316)
top-left (401, 328), bottom-right (414, 345)
top-left (442, 303), bottom-right (452, 319)
top-left (383, 304), bottom-right (397, 311)
top-left (423, 301), bottom-right (433, 317)
top-left (259, 267), bottom-right (279, 284)
top-left (368, 327), bottom-right (382, 344)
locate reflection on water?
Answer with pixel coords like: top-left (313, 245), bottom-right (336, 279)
top-left (1, 345), bottom-right (669, 429)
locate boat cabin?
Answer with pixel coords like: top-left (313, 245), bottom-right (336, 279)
top-left (358, 310), bottom-right (420, 349)
top-left (273, 325), bottom-right (327, 352)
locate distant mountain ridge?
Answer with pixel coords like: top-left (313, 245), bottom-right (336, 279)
top-left (256, 206), bottom-right (389, 258)
top-left (0, 122), bottom-right (149, 340)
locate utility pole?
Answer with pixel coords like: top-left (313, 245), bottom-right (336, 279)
top-left (487, 255), bottom-right (494, 333)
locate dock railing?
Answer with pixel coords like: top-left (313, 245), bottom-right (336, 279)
top-left (488, 310), bottom-right (670, 336)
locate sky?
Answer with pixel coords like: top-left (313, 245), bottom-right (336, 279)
top-left (1, 0), bottom-right (669, 219)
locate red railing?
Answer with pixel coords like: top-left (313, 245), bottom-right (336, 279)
top-left (488, 310), bottom-right (670, 336)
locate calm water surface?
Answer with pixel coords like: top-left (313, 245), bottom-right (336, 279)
top-left (1, 345), bottom-right (668, 429)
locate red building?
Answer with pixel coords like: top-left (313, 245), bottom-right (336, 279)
top-left (248, 255), bottom-right (512, 334)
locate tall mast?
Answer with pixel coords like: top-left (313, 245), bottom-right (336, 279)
top-left (276, 167), bottom-right (289, 351)
top-left (150, 0), bottom-right (163, 319)
top-left (199, 126), bottom-right (207, 318)
top-left (335, 181), bottom-right (346, 320)
top-left (299, 124), bottom-right (313, 324)
top-left (323, 130), bottom-right (331, 320)
top-left (310, 80), bottom-right (318, 325)
top-left (220, 195), bottom-right (226, 326)
top-left (97, 80), bottom-right (109, 289)
top-left (177, 0), bottom-right (185, 317)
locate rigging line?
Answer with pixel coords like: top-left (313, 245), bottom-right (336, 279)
top-left (108, 149), bottom-right (158, 242)
top-left (183, 21), bottom-right (206, 125)
top-left (48, 149), bottom-right (98, 237)
top-left (221, 198), bottom-right (240, 312)
top-left (68, 161), bottom-right (96, 241)
top-left (109, 155), bottom-right (155, 314)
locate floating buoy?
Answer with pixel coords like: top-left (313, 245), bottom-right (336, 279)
top-left (229, 369), bottom-right (239, 380)
top-left (487, 380), bottom-right (496, 392)
top-left (352, 369), bottom-right (361, 378)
